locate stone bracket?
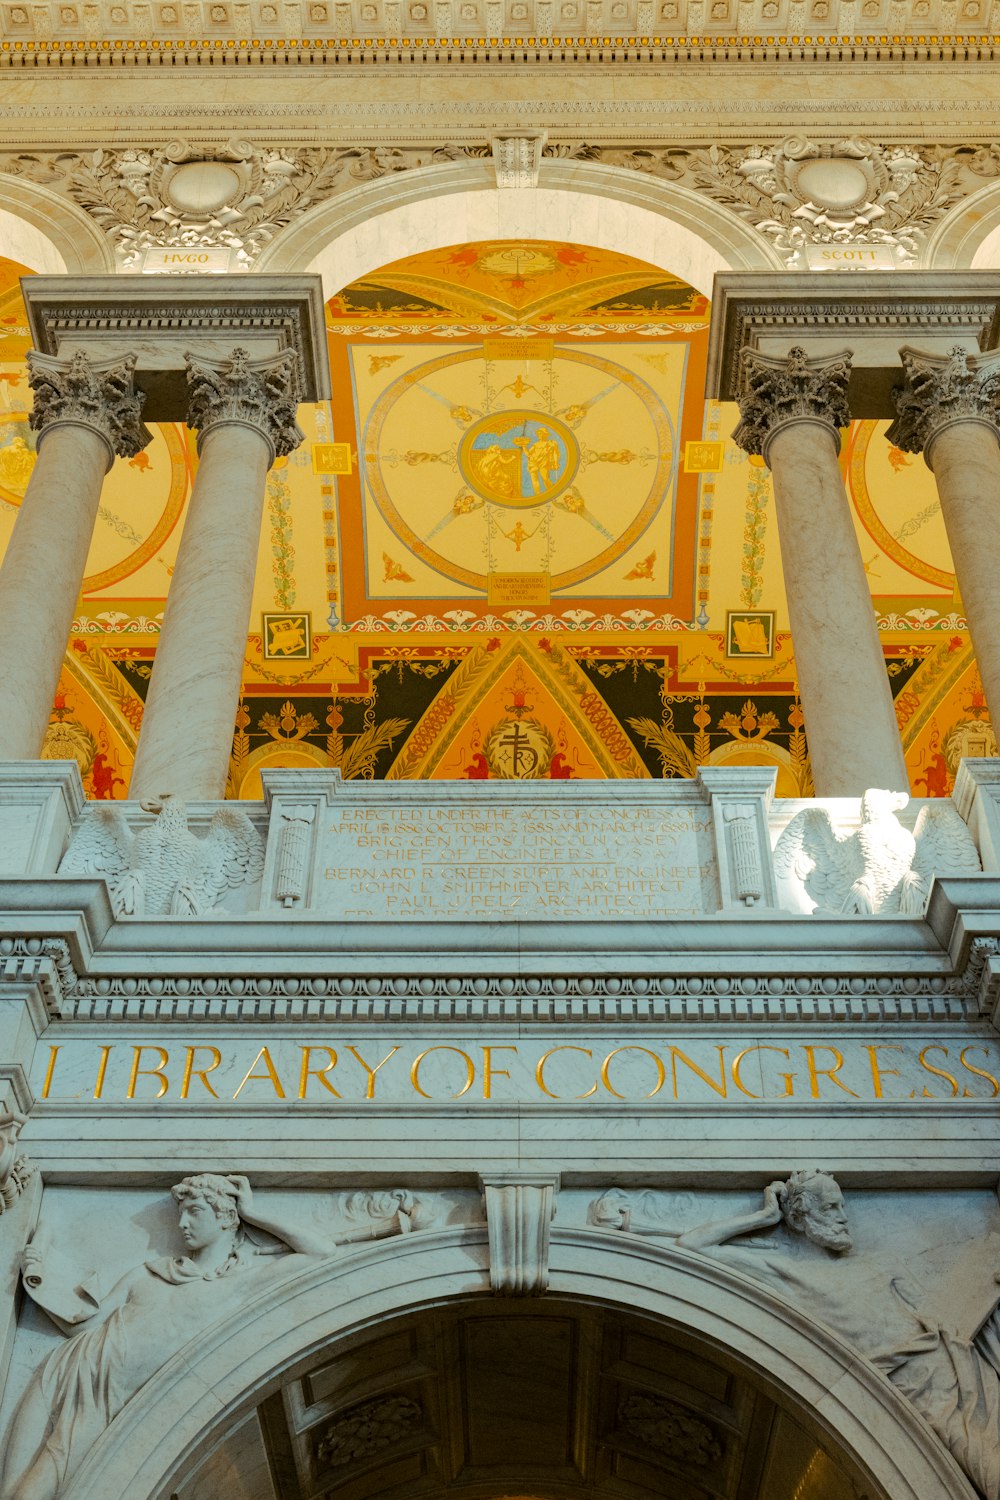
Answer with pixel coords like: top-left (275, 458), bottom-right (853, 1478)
top-left (479, 1171), bottom-right (560, 1296)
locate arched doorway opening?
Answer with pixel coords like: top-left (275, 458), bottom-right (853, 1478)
top-left (169, 1296), bottom-right (880, 1500)
top-left (59, 1230), bottom-right (973, 1500)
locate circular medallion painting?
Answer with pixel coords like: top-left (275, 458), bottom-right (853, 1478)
top-left (362, 346), bottom-right (675, 593)
top-left (458, 411), bottom-right (578, 507)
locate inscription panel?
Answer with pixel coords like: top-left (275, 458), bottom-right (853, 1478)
top-left (317, 802), bottom-right (719, 920)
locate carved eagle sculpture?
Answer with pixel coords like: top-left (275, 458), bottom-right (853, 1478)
top-left (773, 788), bottom-right (981, 916)
top-left (59, 794), bottom-right (265, 917)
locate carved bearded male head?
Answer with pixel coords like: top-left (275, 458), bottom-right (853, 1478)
top-left (171, 1173), bottom-right (242, 1253)
top-left (780, 1170), bottom-right (852, 1253)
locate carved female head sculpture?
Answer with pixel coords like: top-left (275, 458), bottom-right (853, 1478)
top-left (780, 1170), bottom-right (852, 1253)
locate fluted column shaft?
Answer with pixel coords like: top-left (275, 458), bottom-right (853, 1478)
top-left (0, 352), bottom-right (149, 760)
top-left (889, 346), bottom-right (1000, 732)
top-left (129, 348), bottom-right (304, 802)
top-left (735, 347), bottom-right (908, 797)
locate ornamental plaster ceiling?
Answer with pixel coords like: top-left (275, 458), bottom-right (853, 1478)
top-left (171, 1300), bottom-right (870, 1500)
top-left (0, 242), bottom-right (993, 800)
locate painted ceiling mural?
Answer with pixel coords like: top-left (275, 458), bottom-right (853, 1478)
top-left (0, 242), bottom-right (992, 800)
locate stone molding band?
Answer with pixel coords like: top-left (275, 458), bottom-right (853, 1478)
top-left (2, 933), bottom-right (994, 1025)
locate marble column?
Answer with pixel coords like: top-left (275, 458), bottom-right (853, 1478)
top-left (888, 346), bottom-right (1000, 732)
top-left (734, 346), bottom-right (908, 797)
top-left (0, 351), bottom-right (149, 761)
top-left (129, 348), bottom-right (304, 802)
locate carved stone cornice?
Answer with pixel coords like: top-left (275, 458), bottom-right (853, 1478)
top-left (1, 928), bottom-right (997, 1025)
top-left (732, 346), bottom-right (852, 462)
top-left (185, 346), bottom-right (304, 464)
top-left (4, 33), bottom-right (1000, 71)
top-left (887, 345), bottom-right (1000, 461)
top-left (27, 349), bottom-right (151, 464)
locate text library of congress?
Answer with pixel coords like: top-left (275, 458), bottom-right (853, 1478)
top-left (12, 19), bottom-right (1000, 1500)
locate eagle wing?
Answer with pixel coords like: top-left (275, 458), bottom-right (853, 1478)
top-left (773, 807), bottom-right (864, 914)
top-left (911, 804), bottom-right (982, 887)
top-left (58, 806), bottom-right (133, 882)
top-left (181, 808), bottom-right (265, 912)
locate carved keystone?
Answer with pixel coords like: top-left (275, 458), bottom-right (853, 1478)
top-left (479, 1171), bottom-right (560, 1295)
top-left (491, 132), bottom-right (547, 188)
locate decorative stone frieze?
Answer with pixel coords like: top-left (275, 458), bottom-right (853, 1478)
top-left (27, 350), bottom-right (150, 464)
top-left (480, 1172), bottom-right (559, 1295)
top-left (185, 346), bottom-right (304, 464)
top-left (0, 138), bottom-right (988, 271)
top-left (21, 274), bottom-right (330, 423)
top-left (587, 137), bottom-right (970, 269)
top-left (0, 141), bottom-right (487, 271)
top-left (732, 346), bottom-right (852, 462)
top-left (887, 345), bottom-right (1000, 458)
top-left (706, 272), bottom-right (1000, 419)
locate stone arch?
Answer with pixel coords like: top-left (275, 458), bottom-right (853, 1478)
top-left (0, 174), bottom-right (114, 274)
top-left (920, 177), bottom-right (1000, 270)
top-left (255, 158), bottom-right (786, 295)
top-left (59, 1226), bottom-right (974, 1500)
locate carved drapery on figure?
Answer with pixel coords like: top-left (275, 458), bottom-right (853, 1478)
top-left (732, 345), bottom-right (853, 462)
top-left (591, 1173), bottom-right (1000, 1500)
top-left (0, 1175), bottom-right (421, 1500)
top-left (185, 346), bottom-right (304, 465)
top-left (27, 350), bottom-right (151, 465)
top-left (887, 345), bottom-right (1000, 461)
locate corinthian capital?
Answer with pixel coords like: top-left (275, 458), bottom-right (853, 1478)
top-left (732, 345), bottom-right (853, 463)
top-left (185, 347), bottom-right (304, 465)
top-left (27, 349), bottom-right (151, 463)
top-left (887, 345), bottom-right (1000, 459)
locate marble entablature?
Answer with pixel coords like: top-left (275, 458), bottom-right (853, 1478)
top-left (2, 763), bottom-right (1000, 1497)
